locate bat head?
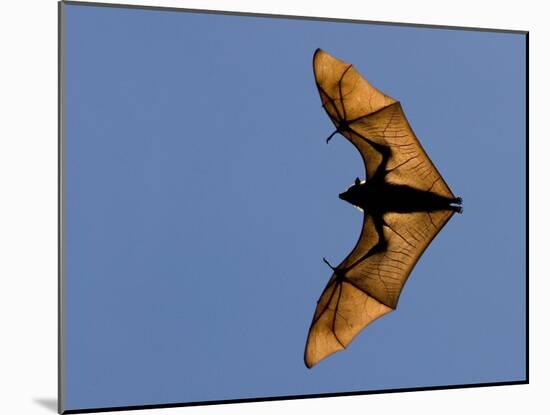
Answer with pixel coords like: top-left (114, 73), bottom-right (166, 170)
top-left (339, 177), bottom-right (366, 211)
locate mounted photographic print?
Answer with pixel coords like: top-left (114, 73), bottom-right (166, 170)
top-left (59, 1), bottom-right (528, 413)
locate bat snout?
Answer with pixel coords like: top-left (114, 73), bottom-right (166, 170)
top-left (339, 189), bottom-right (355, 203)
top-left (339, 191), bottom-right (352, 202)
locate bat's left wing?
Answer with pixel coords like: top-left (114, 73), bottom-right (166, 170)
top-left (313, 48), bottom-right (455, 200)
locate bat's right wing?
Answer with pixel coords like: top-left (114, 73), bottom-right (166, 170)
top-left (304, 214), bottom-right (392, 368)
top-left (304, 208), bottom-right (454, 368)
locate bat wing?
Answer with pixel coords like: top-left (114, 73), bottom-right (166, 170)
top-left (313, 48), bottom-right (455, 199)
top-left (304, 208), bottom-right (453, 368)
top-left (305, 50), bottom-right (457, 368)
top-left (304, 214), bottom-right (392, 368)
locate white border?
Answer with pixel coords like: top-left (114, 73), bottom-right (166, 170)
top-left (1, 1), bottom-right (543, 414)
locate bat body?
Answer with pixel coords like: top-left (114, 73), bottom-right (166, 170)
top-left (340, 177), bottom-right (462, 216)
top-left (304, 49), bottom-right (462, 368)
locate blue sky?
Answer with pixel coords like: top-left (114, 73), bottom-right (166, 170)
top-left (63, 3), bottom-right (526, 410)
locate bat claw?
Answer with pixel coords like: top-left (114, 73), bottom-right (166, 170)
top-left (451, 196), bottom-right (463, 213)
top-left (322, 257), bottom-right (336, 270)
top-left (325, 130), bottom-right (338, 144)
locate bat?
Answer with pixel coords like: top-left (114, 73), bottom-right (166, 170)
top-left (304, 49), bottom-right (462, 368)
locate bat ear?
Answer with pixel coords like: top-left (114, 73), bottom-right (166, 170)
top-left (355, 177), bottom-right (361, 186)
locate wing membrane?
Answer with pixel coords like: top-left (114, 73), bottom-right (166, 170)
top-left (304, 209), bottom-right (452, 368)
top-left (348, 103), bottom-right (454, 198)
top-left (313, 49), bottom-right (395, 122)
top-left (346, 210), bottom-right (454, 309)
top-left (313, 49), bottom-right (454, 199)
top-left (304, 276), bottom-right (392, 368)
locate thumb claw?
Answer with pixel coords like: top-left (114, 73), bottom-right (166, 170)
top-left (322, 257), bottom-right (336, 270)
top-left (325, 130), bottom-right (338, 143)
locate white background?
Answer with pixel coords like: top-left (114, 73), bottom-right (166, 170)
top-left (0, 0), bottom-right (543, 414)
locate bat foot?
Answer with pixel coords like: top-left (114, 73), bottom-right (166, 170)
top-left (451, 196), bottom-right (463, 213)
